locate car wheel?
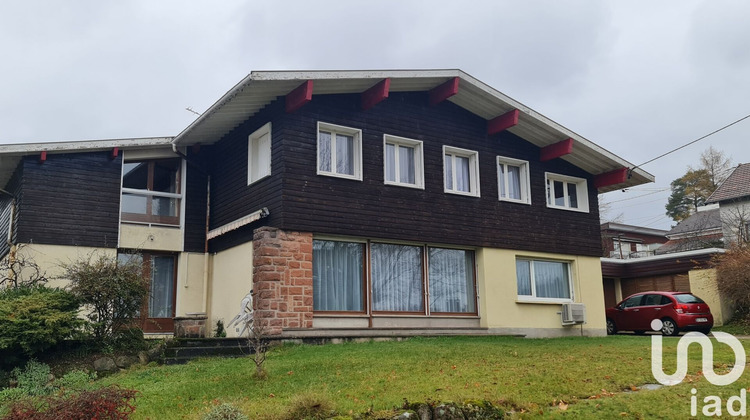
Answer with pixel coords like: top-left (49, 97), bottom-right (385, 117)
top-left (606, 318), bottom-right (617, 335)
top-left (698, 327), bottom-right (712, 335)
top-left (661, 318), bottom-right (679, 336)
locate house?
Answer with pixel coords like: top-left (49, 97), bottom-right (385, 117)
top-left (600, 222), bottom-right (668, 259)
top-left (0, 70), bottom-right (654, 338)
top-left (706, 163), bottom-right (750, 245)
top-left (657, 205), bottom-right (724, 254)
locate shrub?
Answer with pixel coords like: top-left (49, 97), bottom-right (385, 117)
top-left (55, 370), bottom-right (95, 392)
top-left (715, 245), bottom-right (750, 320)
top-left (283, 392), bottom-right (335, 420)
top-left (0, 286), bottom-right (81, 364)
top-left (202, 403), bottom-right (248, 420)
top-left (63, 254), bottom-right (149, 343)
top-left (3, 386), bottom-right (137, 420)
top-left (12, 360), bottom-right (52, 396)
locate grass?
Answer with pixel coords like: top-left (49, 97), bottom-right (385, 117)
top-left (88, 335), bottom-right (750, 419)
top-left (713, 319), bottom-right (750, 336)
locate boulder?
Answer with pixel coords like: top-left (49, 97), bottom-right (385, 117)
top-left (115, 355), bottom-right (137, 369)
top-left (93, 357), bottom-right (118, 373)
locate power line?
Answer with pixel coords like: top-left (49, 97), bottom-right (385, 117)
top-left (604, 188), bottom-right (671, 204)
top-left (631, 112), bottom-right (750, 173)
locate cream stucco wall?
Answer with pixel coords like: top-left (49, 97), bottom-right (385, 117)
top-left (688, 268), bottom-right (732, 326)
top-left (209, 241), bottom-right (254, 338)
top-left (119, 224), bottom-right (183, 252)
top-left (477, 248), bottom-right (606, 337)
top-left (174, 252), bottom-right (208, 318)
top-left (14, 243), bottom-right (116, 288)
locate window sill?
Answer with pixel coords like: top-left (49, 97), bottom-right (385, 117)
top-left (445, 189), bottom-right (480, 198)
top-left (516, 298), bottom-right (574, 305)
top-left (545, 204), bottom-right (589, 213)
top-left (384, 181), bottom-right (424, 190)
top-left (317, 171), bottom-right (363, 182)
top-left (499, 198), bottom-right (531, 205)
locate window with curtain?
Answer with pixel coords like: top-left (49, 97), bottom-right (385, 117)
top-left (428, 248), bottom-right (476, 313)
top-left (371, 243), bottom-right (424, 312)
top-left (545, 172), bottom-right (589, 212)
top-left (497, 156), bottom-right (530, 204)
top-left (443, 146), bottom-right (479, 197)
top-left (248, 122), bottom-right (272, 185)
top-left (317, 122), bottom-right (362, 180)
top-left (384, 135), bottom-right (424, 189)
top-left (516, 259), bottom-right (572, 301)
top-left (313, 240), bottom-right (364, 311)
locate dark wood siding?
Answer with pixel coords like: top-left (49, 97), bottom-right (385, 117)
top-left (207, 99), bottom-right (285, 252)
top-left (277, 92), bottom-right (602, 256)
top-left (183, 150), bottom-right (209, 253)
top-left (16, 152), bottom-right (121, 248)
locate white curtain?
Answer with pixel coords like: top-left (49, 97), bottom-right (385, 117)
top-left (444, 154), bottom-right (453, 190)
top-left (149, 256), bottom-right (175, 318)
top-left (516, 260), bottom-right (532, 296)
top-left (507, 165), bottom-right (521, 199)
top-left (455, 156), bottom-right (470, 192)
top-left (318, 131), bottom-right (332, 172)
top-left (533, 261), bottom-right (570, 299)
top-left (428, 248), bottom-right (475, 313)
top-left (385, 143), bottom-right (396, 182)
top-left (398, 145), bottom-right (415, 184)
top-left (371, 244), bottom-right (423, 312)
top-left (335, 134), bottom-right (354, 175)
top-left (313, 240), bottom-right (364, 311)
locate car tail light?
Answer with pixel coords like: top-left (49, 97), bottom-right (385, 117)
top-left (674, 304), bottom-right (689, 314)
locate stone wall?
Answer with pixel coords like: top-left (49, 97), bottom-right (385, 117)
top-left (252, 227), bottom-right (313, 335)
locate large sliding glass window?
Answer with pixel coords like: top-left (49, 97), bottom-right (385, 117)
top-left (371, 243), bottom-right (423, 312)
top-left (312, 240), bottom-right (365, 312)
top-left (121, 159), bottom-right (182, 225)
top-left (428, 248), bottom-right (476, 313)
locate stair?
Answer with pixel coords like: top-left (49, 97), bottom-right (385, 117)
top-left (163, 337), bottom-right (254, 365)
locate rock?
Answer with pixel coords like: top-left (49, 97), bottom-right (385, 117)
top-left (147, 343), bottom-right (164, 362)
top-left (115, 355), bottom-right (137, 369)
top-left (416, 404), bottom-right (432, 420)
top-left (138, 351), bottom-right (150, 364)
top-left (393, 410), bottom-right (418, 419)
top-left (433, 403), bottom-right (464, 420)
top-left (462, 400), bottom-right (504, 419)
top-left (93, 357), bottom-right (118, 373)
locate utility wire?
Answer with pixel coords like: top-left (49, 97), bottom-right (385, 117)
top-left (630, 112), bottom-right (750, 174)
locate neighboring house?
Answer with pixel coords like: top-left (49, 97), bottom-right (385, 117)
top-left (600, 222), bottom-right (668, 259)
top-left (0, 69), bottom-right (654, 338)
top-left (658, 205), bottom-right (724, 254)
top-left (706, 163), bottom-right (750, 245)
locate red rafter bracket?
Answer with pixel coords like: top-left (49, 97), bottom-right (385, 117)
top-left (429, 77), bottom-right (459, 106)
top-left (110, 147), bottom-right (119, 159)
top-left (39, 151), bottom-right (47, 163)
top-left (361, 79), bottom-right (390, 110)
top-left (487, 109), bottom-right (519, 135)
top-left (285, 80), bottom-right (313, 113)
top-left (594, 168), bottom-right (629, 189)
top-left (540, 138), bottom-right (574, 162)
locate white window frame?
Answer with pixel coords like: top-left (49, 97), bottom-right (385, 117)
top-left (443, 146), bottom-right (480, 197)
top-left (496, 156), bottom-right (531, 205)
top-left (383, 134), bottom-right (424, 189)
top-left (545, 172), bottom-right (590, 213)
top-left (516, 258), bottom-right (574, 304)
top-left (317, 122), bottom-right (363, 181)
top-left (247, 122), bottom-right (272, 185)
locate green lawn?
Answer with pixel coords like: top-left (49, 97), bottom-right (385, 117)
top-left (94, 335), bottom-right (746, 419)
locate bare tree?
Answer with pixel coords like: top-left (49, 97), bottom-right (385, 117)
top-left (721, 205), bottom-right (750, 246)
top-left (0, 244), bottom-right (48, 288)
top-left (698, 146), bottom-right (733, 190)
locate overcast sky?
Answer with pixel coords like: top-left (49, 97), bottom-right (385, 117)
top-left (1, 1), bottom-right (749, 230)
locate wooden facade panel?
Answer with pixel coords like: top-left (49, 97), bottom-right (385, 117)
top-left (183, 153), bottom-right (209, 253)
top-left (17, 152), bottom-right (121, 248)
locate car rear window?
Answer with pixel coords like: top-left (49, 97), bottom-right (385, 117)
top-left (674, 294), bottom-right (705, 304)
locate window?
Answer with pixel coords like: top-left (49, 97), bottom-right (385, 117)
top-left (121, 159), bottom-right (181, 225)
top-left (117, 252), bottom-right (177, 333)
top-left (620, 294), bottom-right (643, 308)
top-left (428, 248), bottom-right (476, 313)
top-left (317, 122), bottom-right (362, 180)
top-left (497, 156), bottom-right (530, 204)
top-left (371, 243), bottom-right (424, 312)
top-left (516, 258), bottom-right (573, 302)
top-left (312, 240), bottom-right (365, 312)
top-left (248, 122), bottom-right (271, 185)
top-left (443, 146), bottom-right (480, 197)
top-left (545, 172), bottom-right (589, 212)
top-left (384, 135), bottom-right (424, 189)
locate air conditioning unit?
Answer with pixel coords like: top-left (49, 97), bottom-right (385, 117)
top-left (561, 303), bottom-right (586, 325)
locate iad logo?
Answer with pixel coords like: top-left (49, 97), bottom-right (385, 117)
top-left (651, 319), bottom-right (745, 386)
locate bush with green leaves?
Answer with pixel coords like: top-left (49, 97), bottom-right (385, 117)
top-left (11, 359), bottom-right (52, 396)
top-left (202, 403), bottom-right (248, 420)
top-left (0, 286), bottom-right (81, 364)
top-left (63, 254), bottom-right (149, 343)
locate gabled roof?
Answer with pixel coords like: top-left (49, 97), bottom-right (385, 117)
top-left (172, 69), bottom-right (654, 192)
top-left (706, 163), bottom-right (750, 203)
top-left (0, 137), bottom-right (173, 190)
top-left (666, 208), bottom-right (722, 238)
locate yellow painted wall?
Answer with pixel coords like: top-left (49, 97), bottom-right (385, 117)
top-left (174, 252), bottom-right (207, 318)
top-left (119, 224), bottom-right (183, 252)
top-left (477, 248), bottom-right (606, 337)
top-left (209, 241), bottom-right (254, 338)
top-left (13, 243), bottom-right (116, 288)
top-left (689, 268), bottom-right (732, 326)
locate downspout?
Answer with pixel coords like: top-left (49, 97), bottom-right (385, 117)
top-left (171, 144), bottom-right (211, 314)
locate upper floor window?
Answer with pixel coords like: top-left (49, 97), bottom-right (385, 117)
top-left (317, 122), bottom-right (362, 181)
top-left (383, 135), bottom-right (424, 189)
top-left (545, 172), bottom-right (589, 212)
top-left (443, 146), bottom-right (480, 197)
top-left (248, 122), bottom-right (272, 185)
top-left (121, 159), bottom-right (181, 226)
top-left (497, 156), bottom-right (530, 204)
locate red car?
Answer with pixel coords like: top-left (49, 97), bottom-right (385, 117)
top-left (606, 291), bottom-right (713, 336)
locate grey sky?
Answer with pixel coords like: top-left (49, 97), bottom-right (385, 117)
top-left (1, 1), bottom-right (749, 230)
